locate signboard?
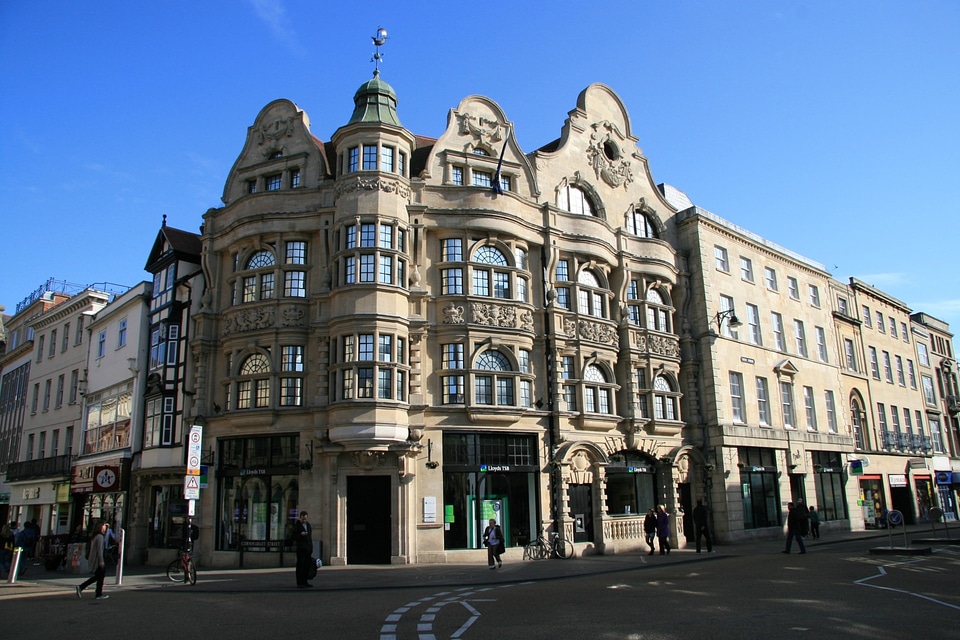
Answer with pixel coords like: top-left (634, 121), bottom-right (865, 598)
top-left (184, 475), bottom-right (200, 500)
top-left (187, 424), bottom-right (203, 476)
top-left (889, 474), bottom-right (908, 488)
top-left (423, 496), bottom-right (437, 523)
top-left (849, 460), bottom-right (864, 476)
top-left (94, 466), bottom-right (120, 491)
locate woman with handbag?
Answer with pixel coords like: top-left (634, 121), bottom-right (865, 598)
top-left (482, 519), bottom-right (505, 569)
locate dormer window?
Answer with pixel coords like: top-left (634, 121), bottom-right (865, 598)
top-left (558, 184), bottom-right (594, 216)
top-left (270, 151), bottom-right (282, 159)
top-left (472, 148), bottom-right (489, 156)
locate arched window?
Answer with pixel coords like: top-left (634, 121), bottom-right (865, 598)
top-left (583, 364), bottom-right (613, 414)
top-left (626, 210), bottom-right (657, 238)
top-left (472, 246), bottom-right (510, 298)
top-left (645, 288), bottom-right (671, 333)
top-left (237, 353), bottom-right (272, 409)
top-left (474, 350), bottom-right (514, 406)
top-left (247, 251), bottom-right (275, 269)
top-left (240, 250), bottom-right (277, 303)
top-left (577, 270), bottom-right (607, 318)
top-left (653, 375), bottom-right (678, 421)
top-left (851, 396), bottom-right (866, 450)
top-left (558, 184), bottom-right (595, 216)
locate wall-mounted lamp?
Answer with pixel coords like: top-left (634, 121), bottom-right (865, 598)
top-left (425, 439), bottom-right (439, 469)
top-left (300, 441), bottom-right (314, 471)
top-left (714, 308), bottom-right (742, 334)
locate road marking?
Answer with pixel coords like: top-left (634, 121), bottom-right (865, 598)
top-left (855, 564), bottom-right (960, 611)
top-left (380, 582), bottom-right (522, 640)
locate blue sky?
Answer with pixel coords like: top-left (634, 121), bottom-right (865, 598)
top-left (2, 1), bottom-right (958, 328)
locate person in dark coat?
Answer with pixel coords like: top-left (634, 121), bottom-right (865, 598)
top-left (643, 508), bottom-right (657, 555)
top-left (808, 505), bottom-right (821, 539)
top-left (782, 502), bottom-right (807, 554)
top-left (656, 505), bottom-right (671, 555)
top-left (294, 511), bottom-right (313, 588)
top-left (693, 499), bottom-right (713, 554)
top-left (482, 519), bottom-right (505, 569)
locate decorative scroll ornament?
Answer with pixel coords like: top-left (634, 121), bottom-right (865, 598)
top-left (351, 451), bottom-right (386, 469)
top-left (335, 177), bottom-right (411, 201)
top-left (455, 112), bottom-right (506, 147)
top-left (222, 306), bottom-right (306, 335)
top-left (586, 121), bottom-right (634, 190)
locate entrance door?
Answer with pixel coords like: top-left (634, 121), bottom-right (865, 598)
top-left (347, 476), bottom-right (391, 564)
top-left (568, 484), bottom-right (593, 543)
top-left (789, 474), bottom-right (806, 504)
top-left (889, 486), bottom-right (915, 525)
top-left (678, 483), bottom-right (693, 543)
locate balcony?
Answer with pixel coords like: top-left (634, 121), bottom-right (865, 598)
top-left (5, 455), bottom-right (72, 482)
top-left (881, 430), bottom-right (899, 450)
top-left (947, 395), bottom-right (960, 414)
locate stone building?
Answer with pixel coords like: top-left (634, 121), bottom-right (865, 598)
top-left (187, 75), bottom-right (692, 567)
top-left (672, 194), bottom-right (858, 543)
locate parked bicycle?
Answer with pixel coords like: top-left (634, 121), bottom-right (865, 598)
top-left (523, 530), bottom-right (574, 560)
top-left (166, 547), bottom-right (197, 585)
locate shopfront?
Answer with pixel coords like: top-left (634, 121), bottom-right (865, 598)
top-left (811, 451), bottom-right (847, 522)
top-left (935, 471), bottom-right (958, 520)
top-left (71, 460), bottom-right (130, 535)
top-left (604, 451), bottom-right (657, 516)
top-left (442, 432), bottom-right (539, 550)
top-left (215, 434), bottom-right (300, 553)
top-left (914, 475), bottom-right (933, 522)
top-left (738, 447), bottom-right (781, 529)
top-left (858, 475), bottom-right (887, 528)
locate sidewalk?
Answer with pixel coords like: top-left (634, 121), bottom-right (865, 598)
top-left (2, 520), bottom-right (956, 600)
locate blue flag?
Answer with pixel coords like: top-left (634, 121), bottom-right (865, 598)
top-left (491, 133), bottom-right (509, 195)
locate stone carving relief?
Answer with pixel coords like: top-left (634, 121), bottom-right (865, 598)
top-left (222, 305), bottom-right (306, 335)
top-left (335, 177), bottom-right (411, 201)
top-left (257, 116), bottom-right (296, 155)
top-left (633, 332), bottom-right (680, 358)
top-left (455, 112), bottom-right (506, 147)
top-left (586, 121), bottom-right (634, 190)
top-left (562, 318), bottom-right (619, 347)
top-left (351, 451), bottom-right (387, 470)
top-left (470, 302), bottom-right (535, 331)
top-left (442, 302), bottom-right (465, 324)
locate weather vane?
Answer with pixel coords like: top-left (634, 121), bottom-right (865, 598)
top-left (371, 26), bottom-right (388, 76)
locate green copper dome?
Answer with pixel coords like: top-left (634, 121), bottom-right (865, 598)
top-left (348, 72), bottom-right (402, 126)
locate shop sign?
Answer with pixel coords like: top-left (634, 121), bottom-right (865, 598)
top-left (480, 464), bottom-right (510, 472)
top-left (94, 466), bottom-right (120, 492)
top-left (889, 474), bottom-right (908, 487)
top-left (936, 471), bottom-right (952, 485)
top-left (22, 487), bottom-right (40, 500)
top-left (0, 492), bottom-right (9, 504)
top-left (240, 468), bottom-right (267, 476)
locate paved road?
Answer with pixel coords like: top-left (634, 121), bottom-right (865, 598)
top-left (3, 525), bottom-right (958, 639)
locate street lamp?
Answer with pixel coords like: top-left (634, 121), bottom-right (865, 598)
top-left (713, 308), bottom-right (742, 334)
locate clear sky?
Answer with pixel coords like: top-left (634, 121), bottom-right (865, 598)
top-left (2, 1), bottom-right (958, 328)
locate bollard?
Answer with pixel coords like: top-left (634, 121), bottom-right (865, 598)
top-left (6, 547), bottom-right (23, 584)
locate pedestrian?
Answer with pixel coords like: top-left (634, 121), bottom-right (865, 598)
top-left (643, 508), bottom-right (657, 555)
top-left (808, 506), bottom-right (821, 540)
top-left (782, 502), bottom-right (807, 554)
top-left (693, 499), bottom-right (713, 554)
top-left (482, 518), bottom-right (505, 569)
top-left (0, 522), bottom-right (15, 577)
top-left (656, 505), bottom-right (671, 555)
top-left (76, 521), bottom-right (109, 599)
top-left (14, 521), bottom-right (37, 575)
top-left (294, 511), bottom-right (313, 588)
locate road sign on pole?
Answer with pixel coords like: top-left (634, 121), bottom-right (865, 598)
top-left (187, 424), bottom-right (203, 476)
top-left (184, 475), bottom-right (200, 500)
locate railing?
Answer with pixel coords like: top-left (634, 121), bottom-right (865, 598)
top-left (5, 455), bottom-right (72, 482)
top-left (881, 430), bottom-right (899, 449)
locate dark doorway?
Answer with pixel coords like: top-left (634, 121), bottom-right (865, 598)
top-left (789, 474), bottom-right (806, 505)
top-left (347, 475), bottom-right (392, 564)
top-left (568, 484), bottom-right (594, 543)
top-left (889, 485), bottom-right (916, 525)
top-left (678, 483), bottom-right (693, 543)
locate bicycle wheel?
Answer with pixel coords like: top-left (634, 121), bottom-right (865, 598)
top-left (554, 537), bottom-right (574, 559)
top-left (535, 539), bottom-right (549, 560)
top-left (166, 558), bottom-right (184, 582)
top-left (186, 559), bottom-right (197, 585)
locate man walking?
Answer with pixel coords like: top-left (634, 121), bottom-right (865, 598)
top-left (294, 511), bottom-right (313, 588)
top-left (693, 499), bottom-right (713, 554)
top-left (782, 502), bottom-right (807, 554)
top-left (76, 521), bottom-right (109, 599)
